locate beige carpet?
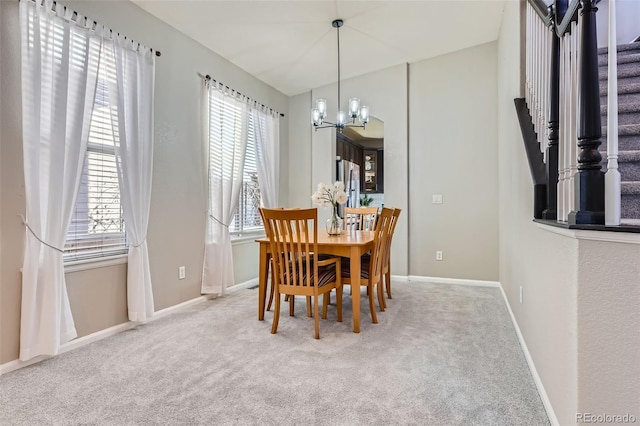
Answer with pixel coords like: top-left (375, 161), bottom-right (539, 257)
top-left (0, 281), bottom-right (550, 425)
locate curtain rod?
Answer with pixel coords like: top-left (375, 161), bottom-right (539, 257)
top-left (204, 75), bottom-right (285, 118)
top-left (22, 0), bottom-right (161, 57)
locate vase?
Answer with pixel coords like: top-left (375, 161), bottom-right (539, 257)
top-left (326, 204), bottom-right (343, 236)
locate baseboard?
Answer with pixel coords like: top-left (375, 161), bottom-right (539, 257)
top-left (390, 275), bottom-right (410, 282)
top-left (408, 275), bottom-right (500, 287)
top-left (227, 277), bottom-right (259, 293)
top-left (498, 285), bottom-right (559, 426)
top-left (0, 294), bottom-right (208, 377)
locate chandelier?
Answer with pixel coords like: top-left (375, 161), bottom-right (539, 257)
top-left (312, 19), bottom-right (369, 132)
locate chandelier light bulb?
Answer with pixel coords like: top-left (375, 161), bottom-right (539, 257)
top-left (337, 111), bottom-right (346, 128)
top-left (316, 99), bottom-right (327, 120)
top-left (312, 108), bottom-right (321, 125)
top-left (359, 106), bottom-right (369, 125)
top-left (349, 98), bottom-right (360, 119)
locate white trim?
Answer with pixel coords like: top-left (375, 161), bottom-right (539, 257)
top-left (537, 223), bottom-right (640, 244)
top-left (498, 284), bottom-right (559, 426)
top-left (64, 254), bottom-right (128, 273)
top-left (408, 275), bottom-right (500, 287)
top-left (0, 295), bottom-right (208, 376)
top-left (227, 277), bottom-right (259, 293)
top-left (231, 232), bottom-right (265, 245)
top-left (151, 295), bottom-right (208, 320)
top-left (390, 275), bottom-right (410, 282)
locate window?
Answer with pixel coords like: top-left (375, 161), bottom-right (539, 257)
top-left (231, 116), bottom-right (263, 234)
top-left (207, 91), bottom-right (263, 236)
top-left (64, 53), bottom-right (127, 261)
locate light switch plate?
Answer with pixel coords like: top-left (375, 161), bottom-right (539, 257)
top-left (432, 194), bottom-right (443, 204)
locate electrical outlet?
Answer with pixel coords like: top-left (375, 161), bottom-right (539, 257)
top-left (519, 286), bottom-right (523, 304)
top-left (179, 266), bottom-right (186, 280)
top-left (436, 250), bottom-right (443, 261)
top-left (432, 194), bottom-right (443, 204)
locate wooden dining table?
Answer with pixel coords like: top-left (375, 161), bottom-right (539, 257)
top-left (256, 230), bottom-right (375, 333)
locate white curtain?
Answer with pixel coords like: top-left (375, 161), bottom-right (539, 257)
top-left (252, 108), bottom-right (280, 208)
top-left (19, 0), bottom-right (101, 360)
top-left (202, 84), bottom-right (249, 295)
top-left (106, 35), bottom-right (156, 321)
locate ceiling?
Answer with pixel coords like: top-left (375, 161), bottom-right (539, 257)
top-left (131, 0), bottom-right (506, 96)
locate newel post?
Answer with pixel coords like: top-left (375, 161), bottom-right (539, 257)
top-left (568, 0), bottom-right (605, 225)
top-left (542, 4), bottom-right (560, 220)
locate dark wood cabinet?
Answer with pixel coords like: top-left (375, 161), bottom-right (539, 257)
top-left (363, 149), bottom-right (383, 193)
top-left (337, 134), bottom-right (383, 193)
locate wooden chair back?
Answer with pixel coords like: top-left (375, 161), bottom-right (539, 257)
top-left (369, 207), bottom-right (394, 285)
top-left (344, 207), bottom-right (378, 231)
top-left (382, 208), bottom-right (401, 270)
top-left (261, 208), bottom-right (318, 293)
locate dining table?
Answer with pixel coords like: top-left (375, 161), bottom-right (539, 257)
top-left (256, 230), bottom-right (375, 333)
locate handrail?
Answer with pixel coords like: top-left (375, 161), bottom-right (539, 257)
top-left (528, 0), bottom-right (597, 38)
top-left (528, 0), bottom-right (553, 26)
top-left (556, 0), bottom-right (581, 37)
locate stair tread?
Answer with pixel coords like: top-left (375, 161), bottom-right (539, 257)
top-left (600, 82), bottom-right (640, 95)
top-left (603, 123), bottom-right (640, 136)
top-left (621, 181), bottom-right (640, 194)
top-left (601, 102), bottom-right (640, 114)
top-left (600, 66), bottom-right (640, 80)
top-left (598, 53), bottom-right (640, 66)
top-left (598, 42), bottom-right (640, 55)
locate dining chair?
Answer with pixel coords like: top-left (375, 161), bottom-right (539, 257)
top-left (344, 206), bottom-right (378, 231)
top-left (380, 208), bottom-right (401, 307)
top-left (260, 207), bottom-right (343, 339)
top-left (329, 207), bottom-right (393, 324)
top-left (259, 207), bottom-right (309, 315)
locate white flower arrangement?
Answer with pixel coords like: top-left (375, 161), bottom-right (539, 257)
top-left (311, 181), bottom-right (348, 208)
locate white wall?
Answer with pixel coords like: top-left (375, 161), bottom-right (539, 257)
top-left (0, 0), bottom-right (288, 364)
top-left (597, 0), bottom-right (640, 47)
top-left (310, 64), bottom-right (409, 276)
top-left (288, 92), bottom-right (313, 208)
top-left (409, 42), bottom-right (499, 282)
top-left (498, 1), bottom-right (640, 424)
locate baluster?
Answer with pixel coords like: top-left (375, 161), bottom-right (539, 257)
top-left (559, 32), bottom-right (567, 221)
top-left (565, 34), bottom-right (572, 221)
top-left (543, 9), bottom-right (560, 220)
top-left (526, 3), bottom-right (532, 105)
top-left (568, 0), bottom-right (605, 225)
top-left (569, 21), bottom-right (579, 218)
top-left (605, 0), bottom-right (620, 225)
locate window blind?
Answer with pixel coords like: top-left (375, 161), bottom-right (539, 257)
top-left (64, 42), bottom-right (127, 261)
top-left (207, 91), bottom-right (263, 235)
top-left (231, 116), bottom-right (263, 234)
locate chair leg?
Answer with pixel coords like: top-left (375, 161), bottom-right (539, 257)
top-left (322, 293), bottom-right (329, 319)
top-left (271, 292), bottom-right (281, 334)
top-left (385, 270), bottom-right (392, 299)
top-left (289, 295), bottom-right (295, 316)
top-left (306, 296), bottom-right (312, 317)
top-left (368, 284), bottom-right (378, 324)
top-left (336, 285), bottom-right (343, 322)
top-left (314, 295), bottom-right (320, 339)
top-left (267, 265), bottom-right (276, 311)
top-left (377, 279), bottom-right (386, 312)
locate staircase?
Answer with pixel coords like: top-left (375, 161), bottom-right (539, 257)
top-left (600, 40), bottom-right (640, 222)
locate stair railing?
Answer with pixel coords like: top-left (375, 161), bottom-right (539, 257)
top-left (557, 5), bottom-right (582, 223)
top-left (525, 0), bottom-right (553, 158)
top-left (524, 0), bottom-right (607, 225)
top-left (605, 0), bottom-right (620, 225)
